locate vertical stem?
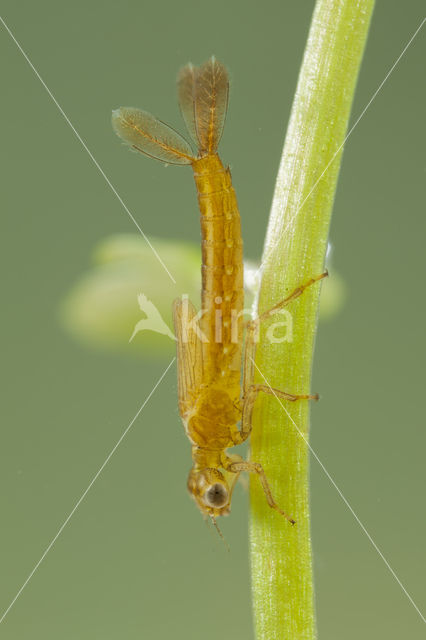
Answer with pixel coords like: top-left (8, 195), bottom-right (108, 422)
top-left (249, 1), bottom-right (375, 639)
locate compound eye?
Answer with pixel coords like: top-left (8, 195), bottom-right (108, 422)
top-left (204, 483), bottom-right (228, 508)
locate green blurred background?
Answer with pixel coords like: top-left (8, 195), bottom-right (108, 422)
top-left (1, 1), bottom-right (425, 638)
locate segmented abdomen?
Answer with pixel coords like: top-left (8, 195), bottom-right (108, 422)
top-left (192, 154), bottom-right (244, 389)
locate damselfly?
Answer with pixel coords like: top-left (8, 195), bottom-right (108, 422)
top-left (112, 57), bottom-right (327, 528)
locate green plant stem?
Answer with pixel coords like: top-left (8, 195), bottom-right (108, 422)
top-left (249, 1), bottom-right (375, 638)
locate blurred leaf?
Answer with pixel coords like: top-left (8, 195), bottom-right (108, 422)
top-left (60, 233), bottom-right (345, 358)
top-left (59, 234), bottom-right (200, 357)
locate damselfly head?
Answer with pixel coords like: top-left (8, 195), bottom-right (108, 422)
top-left (187, 467), bottom-right (231, 517)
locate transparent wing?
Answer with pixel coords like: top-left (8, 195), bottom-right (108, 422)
top-left (177, 57), bottom-right (229, 155)
top-left (194, 57), bottom-right (229, 154)
top-left (177, 63), bottom-right (198, 147)
top-left (112, 107), bottom-right (195, 165)
top-left (172, 297), bottom-right (204, 418)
